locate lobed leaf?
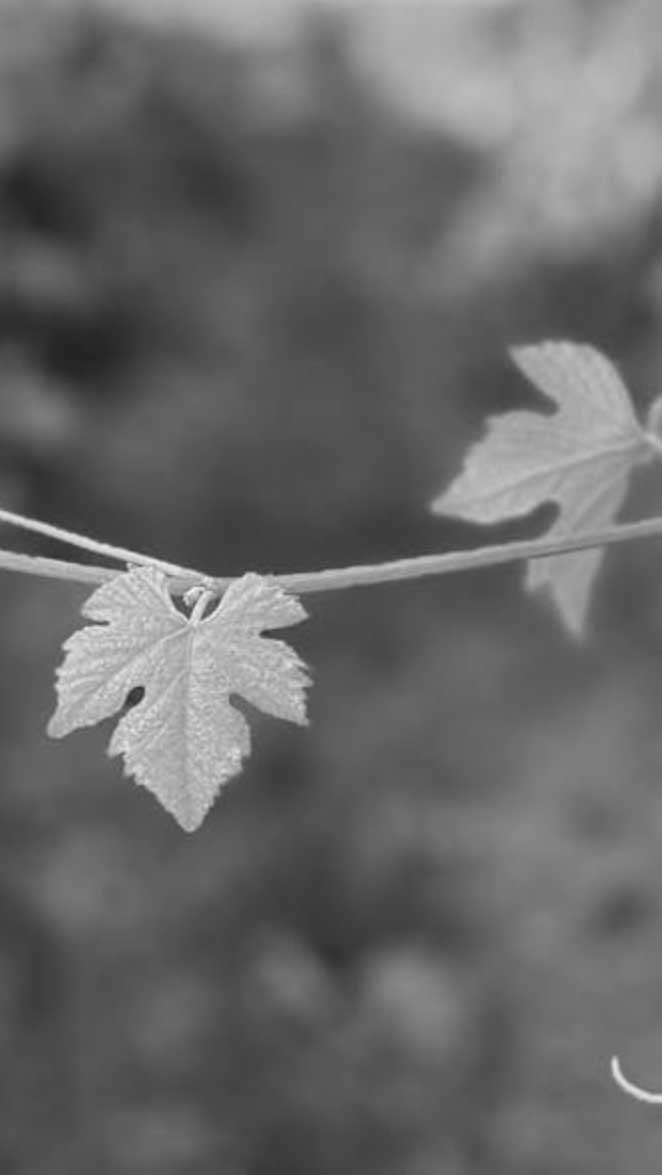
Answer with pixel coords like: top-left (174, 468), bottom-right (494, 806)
top-left (431, 342), bottom-right (655, 634)
top-left (48, 567), bottom-right (311, 830)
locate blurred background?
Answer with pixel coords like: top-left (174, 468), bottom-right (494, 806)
top-left (0, 0), bottom-right (659, 1170)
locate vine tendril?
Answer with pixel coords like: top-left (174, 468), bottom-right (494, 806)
top-left (611, 1056), bottom-right (662, 1104)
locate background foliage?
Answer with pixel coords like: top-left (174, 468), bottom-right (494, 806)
top-left (0, 0), bottom-right (659, 1170)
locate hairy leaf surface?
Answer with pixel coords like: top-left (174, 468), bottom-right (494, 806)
top-left (48, 567), bottom-right (310, 830)
top-left (432, 342), bottom-right (654, 633)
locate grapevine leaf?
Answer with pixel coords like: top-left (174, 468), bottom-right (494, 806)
top-left (48, 567), bottom-right (311, 831)
top-left (431, 342), bottom-right (654, 634)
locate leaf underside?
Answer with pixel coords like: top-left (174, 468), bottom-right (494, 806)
top-left (48, 567), bottom-right (311, 830)
top-left (431, 341), bottom-right (651, 634)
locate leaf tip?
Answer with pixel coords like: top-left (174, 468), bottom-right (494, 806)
top-left (174, 808), bottom-right (207, 834)
top-left (45, 708), bottom-right (66, 740)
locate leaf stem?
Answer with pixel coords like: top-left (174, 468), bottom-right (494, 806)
top-left (3, 513), bottom-right (662, 596)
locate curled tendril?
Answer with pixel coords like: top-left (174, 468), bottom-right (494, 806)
top-left (182, 585), bottom-right (218, 621)
top-left (611, 1056), bottom-right (662, 1104)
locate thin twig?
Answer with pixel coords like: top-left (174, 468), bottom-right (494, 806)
top-left (272, 515), bottom-right (662, 595)
top-left (2, 513), bottom-right (662, 596)
top-left (0, 505), bottom-right (208, 583)
top-left (0, 550), bottom-right (126, 588)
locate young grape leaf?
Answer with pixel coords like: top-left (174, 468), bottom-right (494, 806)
top-left (431, 342), bottom-right (655, 634)
top-left (48, 567), bottom-right (311, 831)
